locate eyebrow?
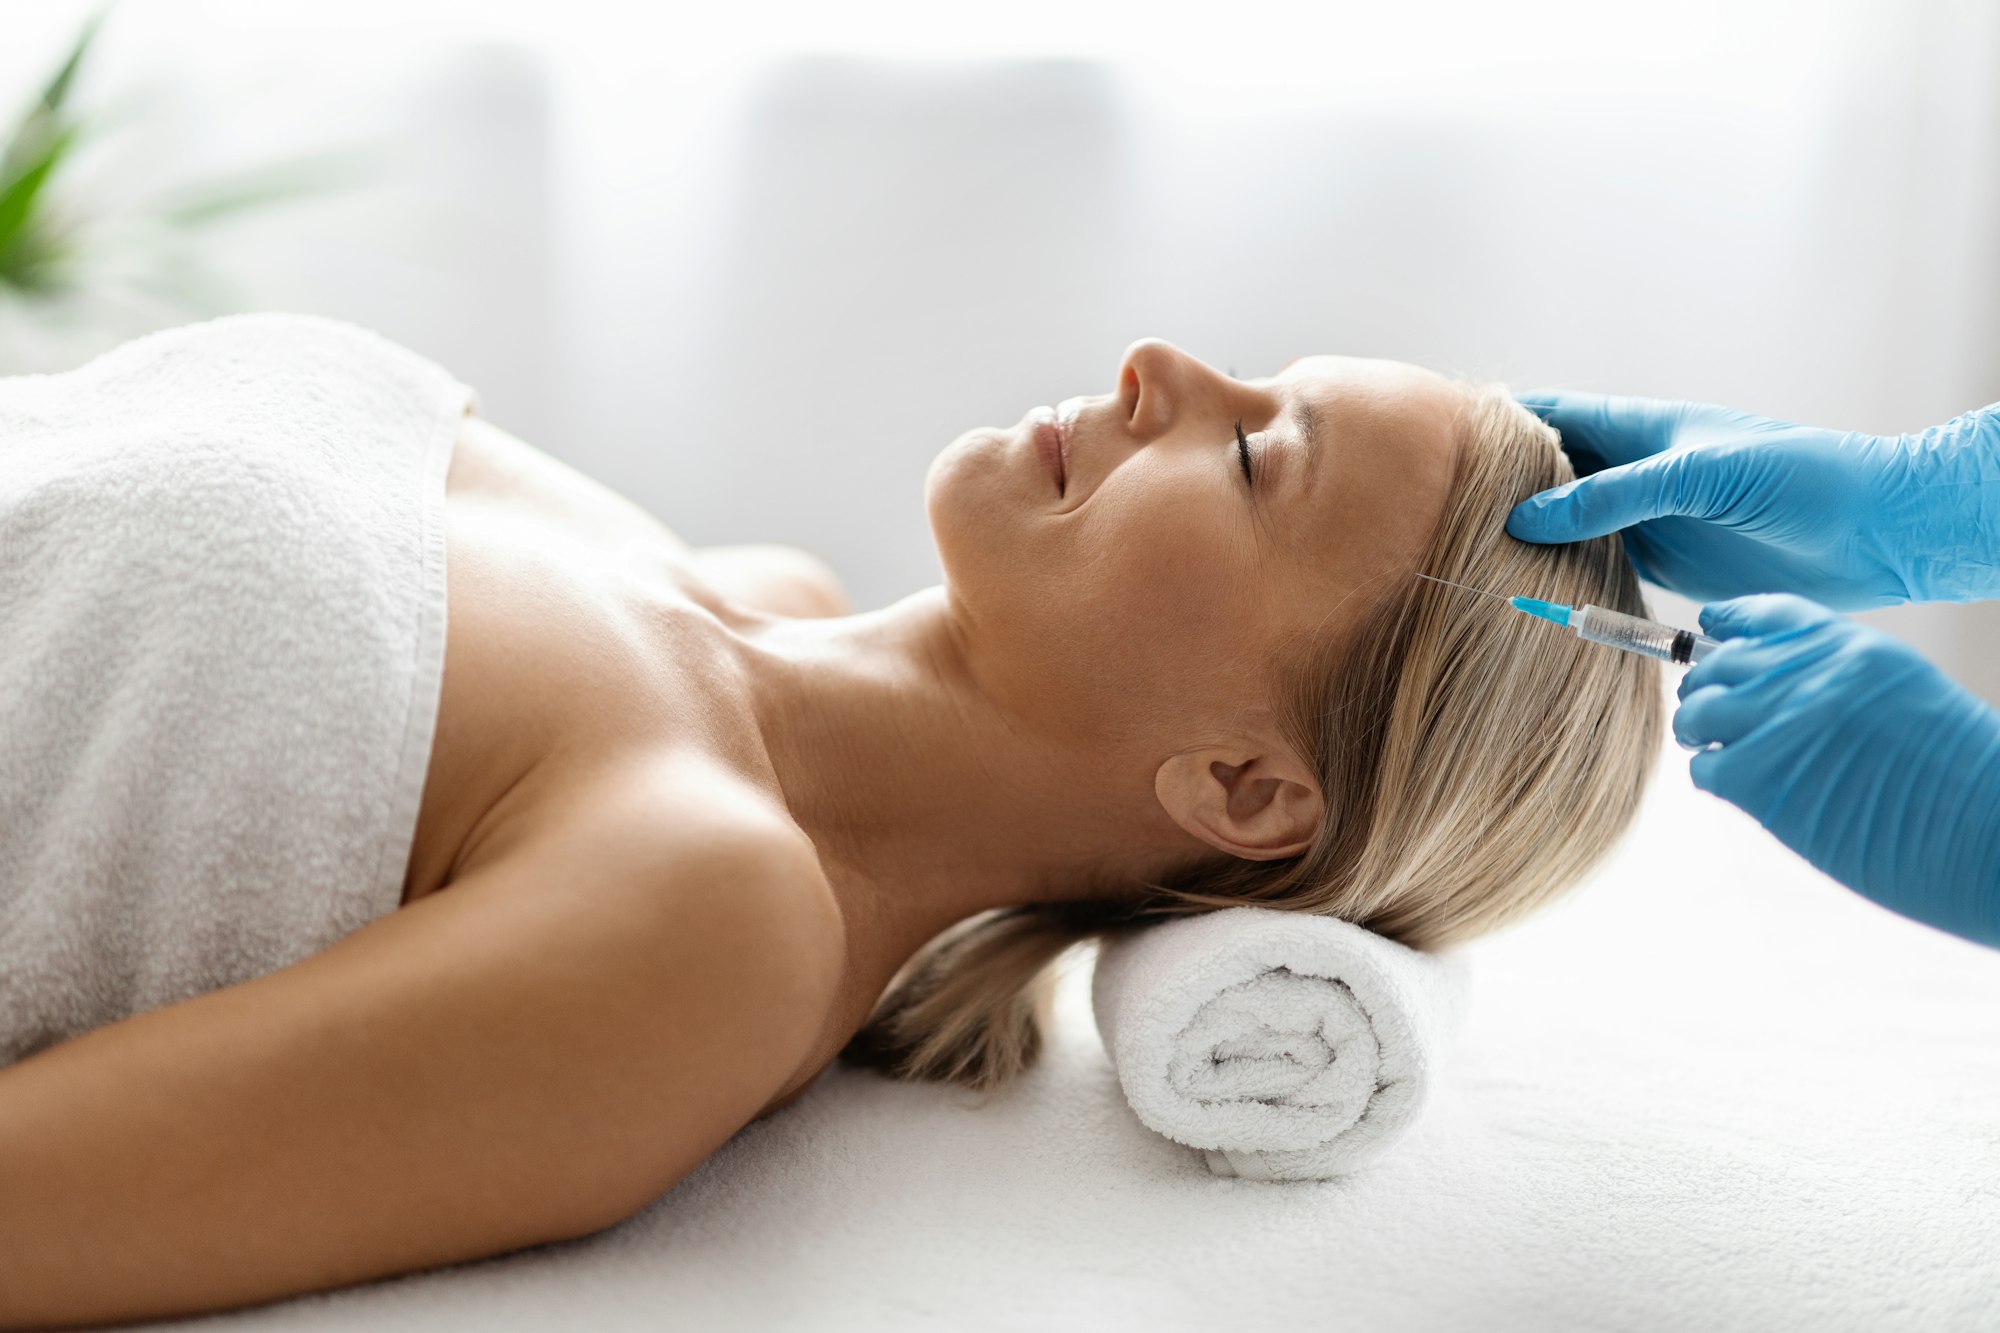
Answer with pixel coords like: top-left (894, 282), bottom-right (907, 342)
top-left (1291, 396), bottom-right (1321, 495)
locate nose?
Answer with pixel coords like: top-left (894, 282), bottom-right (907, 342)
top-left (1114, 338), bottom-right (1230, 442)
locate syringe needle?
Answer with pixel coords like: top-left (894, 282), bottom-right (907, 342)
top-left (1414, 572), bottom-right (1513, 606)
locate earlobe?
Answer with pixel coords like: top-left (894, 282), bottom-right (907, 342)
top-left (1154, 747), bottom-right (1323, 861)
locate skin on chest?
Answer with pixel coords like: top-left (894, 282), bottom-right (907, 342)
top-left (400, 415), bottom-right (735, 907)
top-left (394, 414), bottom-right (861, 1119)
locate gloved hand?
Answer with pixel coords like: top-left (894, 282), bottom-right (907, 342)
top-left (1675, 593), bottom-right (2000, 948)
top-left (1504, 392), bottom-right (2000, 610)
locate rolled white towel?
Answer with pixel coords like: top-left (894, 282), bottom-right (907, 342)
top-left (1089, 905), bottom-right (1472, 1181)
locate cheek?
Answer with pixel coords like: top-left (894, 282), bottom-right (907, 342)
top-left (928, 447), bottom-right (1264, 731)
top-left (1078, 510), bottom-right (1246, 638)
top-left (1061, 483), bottom-right (1265, 696)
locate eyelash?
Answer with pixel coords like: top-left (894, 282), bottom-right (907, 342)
top-left (1234, 420), bottom-right (1256, 488)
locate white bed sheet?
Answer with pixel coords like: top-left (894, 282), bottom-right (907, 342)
top-left (164, 730), bottom-right (2000, 1332)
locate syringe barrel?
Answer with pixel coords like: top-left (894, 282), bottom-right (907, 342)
top-left (1572, 604), bottom-right (1719, 665)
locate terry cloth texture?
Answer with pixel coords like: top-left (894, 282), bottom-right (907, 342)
top-left (0, 312), bottom-right (476, 1065)
top-left (1091, 905), bottom-right (1471, 1180)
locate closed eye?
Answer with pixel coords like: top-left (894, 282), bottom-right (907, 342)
top-left (1234, 420), bottom-right (1255, 488)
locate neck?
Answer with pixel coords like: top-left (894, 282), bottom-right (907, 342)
top-left (717, 585), bottom-right (1180, 1000)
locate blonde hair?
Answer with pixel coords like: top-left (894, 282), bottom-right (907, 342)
top-left (840, 383), bottom-right (1664, 1095)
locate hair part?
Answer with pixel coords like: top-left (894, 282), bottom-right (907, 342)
top-left (839, 383), bottom-right (1664, 1097)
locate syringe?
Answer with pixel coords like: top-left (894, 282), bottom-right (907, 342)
top-left (1416, 573), bottom-right (1722, 667)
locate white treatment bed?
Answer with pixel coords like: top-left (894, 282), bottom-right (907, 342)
top-left (155, 728), bottom-right (2000, 1332)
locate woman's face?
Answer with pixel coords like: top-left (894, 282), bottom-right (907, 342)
top-left (927, 338), bottom-right (1465, 765)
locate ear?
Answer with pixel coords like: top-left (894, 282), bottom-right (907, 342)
top-left (1153, 743), bottom-right (1323, 861)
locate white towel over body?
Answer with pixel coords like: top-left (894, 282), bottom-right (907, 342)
top-left (1090, 906), bottom-right (1471, 1181)
top-left (0, 313), bottom-right (476, 1066)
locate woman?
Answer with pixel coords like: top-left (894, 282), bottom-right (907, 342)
top-left (0, 315), bottom-right (1660, 1327)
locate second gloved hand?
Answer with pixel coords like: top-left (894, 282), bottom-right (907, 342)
top-left (1505, 393), bottom-right (2000, 610)
top-left (1674, 593), bottom-right (2000, 949)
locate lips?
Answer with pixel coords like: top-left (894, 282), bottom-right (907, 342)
top-left (1033, 416), bottom-right (1068, 496)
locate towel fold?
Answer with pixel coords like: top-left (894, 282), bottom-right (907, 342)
top-left (1089, 905), bottom-right (1471, 1181)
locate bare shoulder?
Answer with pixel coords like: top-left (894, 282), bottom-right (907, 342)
top-left (525, 749), bottom-right (846, 1015)
top-left (689, 543), bottom-right (853, 619)
top-left (450, 412), bottom-right (695, 557)
top-left (520, 750), bottom-right (851, 1142)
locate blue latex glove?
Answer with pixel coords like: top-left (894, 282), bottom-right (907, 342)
top-left (1505, 393), bottom-right (2000, 611)
top-left (1675, 593), bottom-right (2000, 948)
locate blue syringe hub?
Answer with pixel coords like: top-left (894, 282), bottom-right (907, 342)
top-left (1509, 595), bottom-right (1573, 627)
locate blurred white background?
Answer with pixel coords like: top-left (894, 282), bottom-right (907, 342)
top-left (7, 0), bottom-right (2000, 696)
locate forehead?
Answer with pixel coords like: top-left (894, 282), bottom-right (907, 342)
top-left (1261, 352), bottom-right (1467, 612)
top-left (1272, 354), bottom-right (1466, 493)
top-left (1269, 354), bottom-right (1468, 486)
top-left (1275, 353), bottom-right (1462, 419)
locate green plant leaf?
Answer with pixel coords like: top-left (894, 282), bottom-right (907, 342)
top-left (0, 123), bottom-right (81, 260)
top-left (147, 147), bottom-right (381, 228)
top-left (36, 5), bottom-right (108, 119)
top-left (0, 219), bottom-right (75, 295)
top-left (1, 4), bottom-right (108, 184)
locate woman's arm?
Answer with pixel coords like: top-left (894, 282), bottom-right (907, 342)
top-left (0, 759), bottom-right (838, 1329)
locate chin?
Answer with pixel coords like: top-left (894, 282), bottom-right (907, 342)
top-left (925, 430), bottom-right (1061, 640)
top-left (925, 429), bottom-right (1013, 570)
